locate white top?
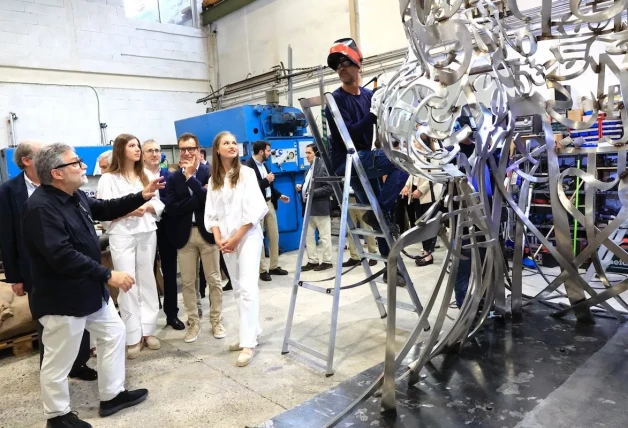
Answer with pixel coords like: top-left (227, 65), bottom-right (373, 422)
top-left (204, 166), bottom-right (269, 241)
top-left (405, 175), bottom-right (443, 205)
top-left (302, 159), bottom-right (314, 201)
top-left (97, 169), bottom-right (164, 235)
top-left (253, 158), bottom-right (271, 199)
top-left (24, 173), bottom-right (39, 198)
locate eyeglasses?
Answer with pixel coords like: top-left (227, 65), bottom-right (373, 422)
top-left (54, 158), bottom-right (84, 170)
top-left (179, 147), bottom-right (199, 154)
top-left (145, 149), bottom-right (160, 155)
top-left (336, 59), bottom-right (354, 70)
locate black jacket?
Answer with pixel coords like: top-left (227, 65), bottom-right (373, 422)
top-left (244, 157), bottom-right (281, 210)
top-left (164, 163), bottom-right (216, 249)
top-left (301, 158), bottom-right (333, 217)
top-left (0, 172), bottom-right (33, 292)
top-left (22, 185), bottom-right (146, 319)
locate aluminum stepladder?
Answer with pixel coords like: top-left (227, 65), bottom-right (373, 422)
top-left (281, 93), bottom-right (426, 376)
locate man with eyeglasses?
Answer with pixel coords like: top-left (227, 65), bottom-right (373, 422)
top-left (325, 38), bottom-right (409, 286)
top-left (22, 143), bottom-right (165, 427)
top-left (165, 133), bottom-right (225, 344)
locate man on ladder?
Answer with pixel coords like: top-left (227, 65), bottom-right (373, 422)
top-left (325, 38), bottom-right (410, 284)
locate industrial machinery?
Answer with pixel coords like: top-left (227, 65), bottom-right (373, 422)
top-left (174, 103), bottom-right (313, 252)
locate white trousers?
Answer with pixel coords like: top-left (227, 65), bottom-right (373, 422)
top-left (109, 231), bottom-right (159, 345)
top-left (306, 215), bottom-right (333, 264)
top-left (40, 299), bottom-right (125, 419)
top-left (223, 234), bottom-right (263, 348)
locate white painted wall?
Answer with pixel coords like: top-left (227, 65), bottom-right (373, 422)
top-left (0, 0), bottom-right (211, 148)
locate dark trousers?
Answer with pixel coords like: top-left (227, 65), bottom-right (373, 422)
top-left (29, 293), bottom-right (90, 370)
top-left (396, 194), bottom-right (417, 235)
top-left (414, 202), bottom-right (437, 253)
top-left (453, 241), bottom-right (487, 308)
top-left (199, 253), bottom-right (230, 298)
top-left (157, 223), bottom-right (179, 318)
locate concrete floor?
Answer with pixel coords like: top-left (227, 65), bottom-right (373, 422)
top-left (0, 240), bottom-right (449, 428)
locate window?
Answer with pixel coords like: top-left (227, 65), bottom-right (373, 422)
top-left (123, 0), bottom-right (194, 26)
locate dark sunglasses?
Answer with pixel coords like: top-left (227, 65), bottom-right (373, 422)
top-left (54, 158), bottom-right (84, 170)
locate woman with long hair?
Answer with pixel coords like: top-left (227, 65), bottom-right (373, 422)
top-left (98, 133), bottom-right (164, 359)
top-left (204, 131), bottom-right (268, 367)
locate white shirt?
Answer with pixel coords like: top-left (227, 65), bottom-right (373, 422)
top-left (204, 166), bottom-right (269, 242)
top-left (97, 170), bottom-right (164, 235)
top-left (24, 173), bottom-right (39, 198)
top-left (302, 159), bottom-right (314, 201)
top-left (253, 158), bottom-right (271, 199)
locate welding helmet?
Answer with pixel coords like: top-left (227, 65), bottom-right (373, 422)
top-left (327, 38), bottom-right (363, 70)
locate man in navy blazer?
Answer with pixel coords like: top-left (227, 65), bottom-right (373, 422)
top-left (0, 141), bottom-right (95, 381)
top-left (165, 133), bottom-right (224, 344)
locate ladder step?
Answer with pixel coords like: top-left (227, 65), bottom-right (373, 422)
top-left (348, 203), bottom-right (372, 211)
top-left (350, 228), bottom-right (385, 238)
top-left (314, 176), bottom-right (344, 182)
top-left (358, 252), bottom-right (387, 262)
top-left (287, 339), bottom-right (328, 361)
top-left (299, 282), bottom-right (330, 294)
top-left (376, 297), bottom-right (418, 313)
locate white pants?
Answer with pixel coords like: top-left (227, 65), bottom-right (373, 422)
top-left (223, 234), bottom-right (263, 348)
top-left (306, 215), bottom-right (333, 264)
top-left (109, 231), bottom-right (159, 345)
top-left (40, 300), bottom-right (125, 419)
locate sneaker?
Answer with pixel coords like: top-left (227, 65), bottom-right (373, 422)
top-left (301, 262), bottom-right (319, 272)
top-left (269, 267), bottom-right (288, 275)
top-left (184, 321), bottom-right (201, 343)
top-left (313, 262), bottom-right (333, 271)
top-left (212, 322), bottom-right (227, 339)
top-left (259, 272), bottom-right (272, 281)
top-left (342, 258), bottom-right (360, 267)
top-left (144, 336), bottom-right (160, 350)
top-left (229, 342), bottom-right (243, 352)
top-left (127, 342), bottom-right (142, 360)
top-left (46, 411), bottom-right (92, 428)
top-left (236, 347), bottom-right (255, 367)
top-left (69, 365), bottom-right (98, 381)
top-left (99, 389), bottom-right (148, 417)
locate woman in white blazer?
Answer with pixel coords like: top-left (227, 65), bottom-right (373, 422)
top-left (204, 131), bottom-right (269, 367)
top-left (97, 134), bottom-right (164, 359)
top-left (405, 174), bottom-right (442, 266)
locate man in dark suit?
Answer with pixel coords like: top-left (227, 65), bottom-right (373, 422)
top-left (245, 140), bottom-right (290, 281)
top-left (0, 141), bottom-right (96, 381)
top-left (297, 144), bottom-right (334, 271)
top-left (165, 133), bottom-right (225, 344)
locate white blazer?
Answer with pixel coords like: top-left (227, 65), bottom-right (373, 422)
top-left (204, 165), bottom-right (269, 241)
top-left (406, 175), bottom-right (443, 205)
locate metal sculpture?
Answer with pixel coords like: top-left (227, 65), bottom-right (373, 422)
top-left (326, 0), bottom-right (628, 423)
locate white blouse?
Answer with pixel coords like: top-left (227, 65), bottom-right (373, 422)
top-left (97, 169), bottom-right (164, 236)
top-left (204, 165), bottom-right (269, 241)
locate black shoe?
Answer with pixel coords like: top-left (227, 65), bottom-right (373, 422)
top-left (383, 267), bottom-right (406, 288)
top-left (166, 316), bottom-right (185, 330)
top-left (415, 256), bottom-right (434, 267)
top-left (369, 259), bottom-right (378, 266)
top-left (314, 262), bottom-right (333, 271)
top-left (269, 267), bottom-right (288, 275)
top-left (342, 258), bottom-right (360, 267)
top-left (301, 262), bottom-right (319, 272)
top-left (69, 365), bottom-right (97, 381)
top-left (99, 389), bottom-right (148, 417)
top-left (222, 281), bottom-right (233, 291)
top-left (46, 411), bottom-right (92, 428)
top-left (260, 272), bottom-right (272, 281)
top-left (362, 211), bottom-right (380, 230)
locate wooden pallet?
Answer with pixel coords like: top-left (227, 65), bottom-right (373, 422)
top-left (0, 332), bottom-right (38, 357)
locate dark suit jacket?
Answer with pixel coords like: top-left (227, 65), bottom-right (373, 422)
top-left (164, 163), bottom-right (216, 249)
top-left (23, 185), bottom-right (145, 319)
top-left (0, 172), bottom-right (33, 292)
top-left (244, 157), bottom-right (281, 210)
top-left (301, 158), bottom-right (333, 217)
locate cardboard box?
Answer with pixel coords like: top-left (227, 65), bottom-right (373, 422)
top-left (568, 109), bottom-right (584, 121)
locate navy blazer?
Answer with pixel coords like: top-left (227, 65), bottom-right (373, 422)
top-left (244, 157), bottom-right (281, 210)
top-left (0, 172), bottom-right (33, 292)
top-left (164, 163), bottom-right (216, 249)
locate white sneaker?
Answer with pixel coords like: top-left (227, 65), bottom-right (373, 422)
top-left (144, 336), bottom-right (160, 350)
top-left (229, 343), bottom-right (243, 352)
top-left (212, 322), bottom-right (227, 339)
top-left (236, 347), bottom-right (255, 367)
top-left (184, 321), bottom-right (201, 343)
top-left (127, 342), bottom-right (142, 359)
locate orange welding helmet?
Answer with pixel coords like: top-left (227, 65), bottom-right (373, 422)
top-left (327, 38), bottom-right (363, 70)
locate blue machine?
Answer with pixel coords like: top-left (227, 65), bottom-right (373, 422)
top-left (0, 146), bottom-right (113, 197)
top-left (174, 104), bottom-right (313, 252)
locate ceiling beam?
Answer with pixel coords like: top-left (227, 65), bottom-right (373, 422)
top-left (201, 0), bottom-right (257, 26)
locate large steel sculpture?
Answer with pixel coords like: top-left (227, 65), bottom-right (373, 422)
top-left (326, 0), bottom-right (628, 424)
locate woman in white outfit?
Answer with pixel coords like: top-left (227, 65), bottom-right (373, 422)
top-left (204, 131), bottom-right (268, 367)
top-left (97, 133), bottom-right (164, 359)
